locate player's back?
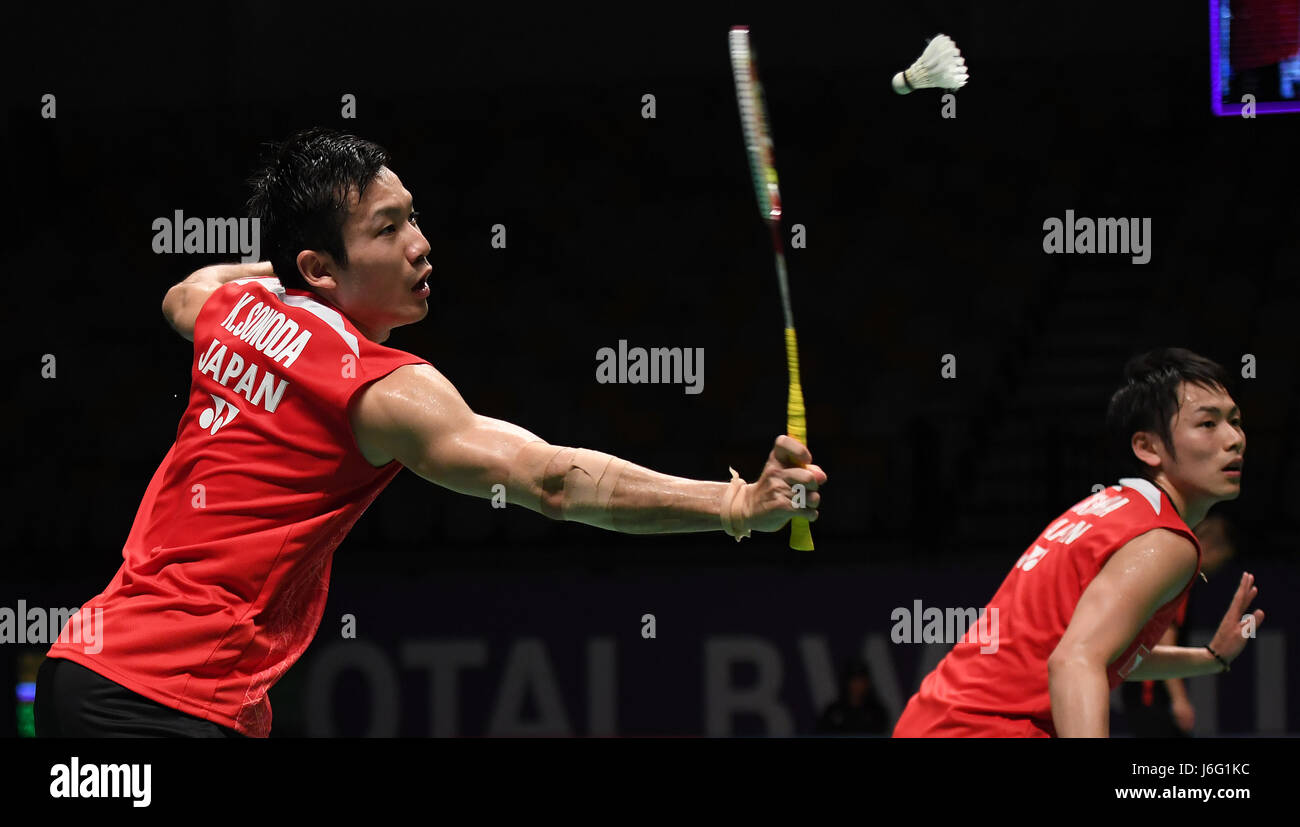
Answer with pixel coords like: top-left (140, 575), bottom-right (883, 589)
top-left (893, 477), bottom-right (1201, 737)
top-left (46, 277), bottom-right (428, 736)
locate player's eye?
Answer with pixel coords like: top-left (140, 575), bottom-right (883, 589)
top-left (380, 224), bottom-right (396, 235)
top-left (1200, 421), bottom-right (1215, 428)
top-left (409, 210), bottom-right (420, 225)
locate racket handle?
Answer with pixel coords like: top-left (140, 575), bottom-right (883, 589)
top-left (784, 327), bottom-right (814, 551)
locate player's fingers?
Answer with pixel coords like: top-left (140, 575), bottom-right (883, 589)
top-left (781, 467), bottom-right (819, 490)
top-left (761, 482), bottom-right (817, 508)
top-left (805, 463), bottom-right (827, 484)
top-left (783, 487), bottom-right (819, 512)
top-left (772, 435), bottom-right (811, 467)
top-left (1234, 572), bottom-right (1256, 608)
top-left (1230, 572), bottom-right (1248, 601)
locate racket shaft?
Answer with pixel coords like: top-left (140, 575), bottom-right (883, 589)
top-left (785, 327), bottom-right (813, 551)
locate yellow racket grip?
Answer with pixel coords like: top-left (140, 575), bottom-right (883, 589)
top-left (785, 327), bottom-right (814, 551)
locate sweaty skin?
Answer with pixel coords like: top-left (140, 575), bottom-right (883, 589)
top-left (347, 362), bottom-right (825, 535)
top-left (1048, 381), bottom-right (1261, 737)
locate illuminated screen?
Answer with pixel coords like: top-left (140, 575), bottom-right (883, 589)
top-left (1212, 0), bottom-right (1300, 114)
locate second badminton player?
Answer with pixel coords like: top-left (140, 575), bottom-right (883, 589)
top-left (893, 348), bottom-right (1263, 738)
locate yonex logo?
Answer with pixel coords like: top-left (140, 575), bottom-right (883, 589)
top-left (1015, 544), bottom-right (1051, 572)
top-left (199, 393), bottom-right (240, 434)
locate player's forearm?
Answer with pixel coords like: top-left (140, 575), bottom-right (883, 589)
top-left (162, 269), bottom-right (218, 326)
top-left (164, 265), bottom-right (230, 307)
top-left (1048, 657), bottom-right (1110, 737)
top-left (1150, 626), bottom-right (1190, 699)
top-left (162, 262), bottom-right (268, 333)
top-left (505, 441), bottom-right (736, 535)
top-left (602, 463), bottom-right (732, 534)
top-left (1123, 645), bottom-right (1222, 681)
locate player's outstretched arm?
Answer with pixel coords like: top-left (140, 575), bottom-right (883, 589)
top-left (1125, 571), bottom-right (1264, 681)
top-left (162, 261), bottom-right (275, 341)
top-left (1047, 528), bottom-right (1197, 737)
top-left (350, 364), bottom-right (826, 536)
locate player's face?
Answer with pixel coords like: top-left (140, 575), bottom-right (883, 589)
top-left (331, 167), bottom-right (433, 341)
top-left (1159, 382), bottom-right (1245, 505)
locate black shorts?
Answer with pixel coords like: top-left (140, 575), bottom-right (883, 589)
top-left (35, 657), bottom-right (246, 738)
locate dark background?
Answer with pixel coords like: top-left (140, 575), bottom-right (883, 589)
top-left (3, 2), bottom-right (1298, 736)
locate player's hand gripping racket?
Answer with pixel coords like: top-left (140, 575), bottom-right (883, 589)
top-left (729, 26), bottom-right (813, 551)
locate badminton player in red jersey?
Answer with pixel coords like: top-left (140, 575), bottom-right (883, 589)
top-left (893, 348), bottom-right (1264, 738)
top-left (35, 128), bottom-right (825, 737)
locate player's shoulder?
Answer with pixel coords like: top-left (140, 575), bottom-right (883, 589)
top-left (357, 363), bottom-right (445, 399)
top-left (1102, 526), bottom-right (1198, 606)
top-left (348, 363), bottom-right (459, 463)
top-left (1117, 526), bottom-right (1196, 557)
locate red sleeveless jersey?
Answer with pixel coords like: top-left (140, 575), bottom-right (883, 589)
top-left (893, 478), bottom-right (1201, 737)
top-left (47, 278), bottom-right (428, 736)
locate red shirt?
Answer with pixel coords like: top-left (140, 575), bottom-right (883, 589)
top-left (893, 478), bottom-right (1201, 738)
top-left (47, 278), bottom-right (428, 737)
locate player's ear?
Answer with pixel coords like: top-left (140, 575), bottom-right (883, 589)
top-left (1131, 431), bottom-right (1164, 470)
top-left (297, 250), bottom-right (338, 291)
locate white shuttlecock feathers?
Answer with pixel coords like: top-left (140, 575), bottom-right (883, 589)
top-left (892, 34), bottom-right (969, 94)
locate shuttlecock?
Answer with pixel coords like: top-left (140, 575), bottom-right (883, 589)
top-left (892, 34), bottom-right (969, 94)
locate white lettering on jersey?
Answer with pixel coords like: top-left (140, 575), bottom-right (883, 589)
top-left (250, 371), bottom-right (288, 412)
top-left (191, 287), bottom-right (315, 428)
top-left (219, 293), bottom-right (257, 330)
top-left (195, 337), bottom-right (289, 414)
top-left (1070, 490), bottom-right (1131, 518)
top-left (221, 293), bottom-right (314, 368)
top-left (219, 351), bottom-right (245, 385)
top-left (1041, 516), bottom-right (1093, 545)
top-left (199, 343), bottom-right (227, 381)
top-left (272, 328), bottom-right (311, 367)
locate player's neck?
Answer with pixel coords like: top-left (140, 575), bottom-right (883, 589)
top-left (355, 321), bottom-right (392, 343)
top-left (304, 288), bottom-right (392, 343)
top-left (1150, 475), bottom-right (1210, 528)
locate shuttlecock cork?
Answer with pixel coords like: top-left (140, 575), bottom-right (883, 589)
top-left (892, 34), bottom-right (969, 94)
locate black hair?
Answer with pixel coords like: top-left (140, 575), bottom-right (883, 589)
top-left (245, 128), bottom-right (391, 291)
top-left (1105, 348), bottom-right (1234, 479)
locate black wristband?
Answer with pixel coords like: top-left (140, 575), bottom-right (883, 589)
top-left (1206, 644), bottom-right (1230, 673)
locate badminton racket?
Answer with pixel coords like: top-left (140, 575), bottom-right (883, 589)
top-left (729, 25), bottom-right (814, 551)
